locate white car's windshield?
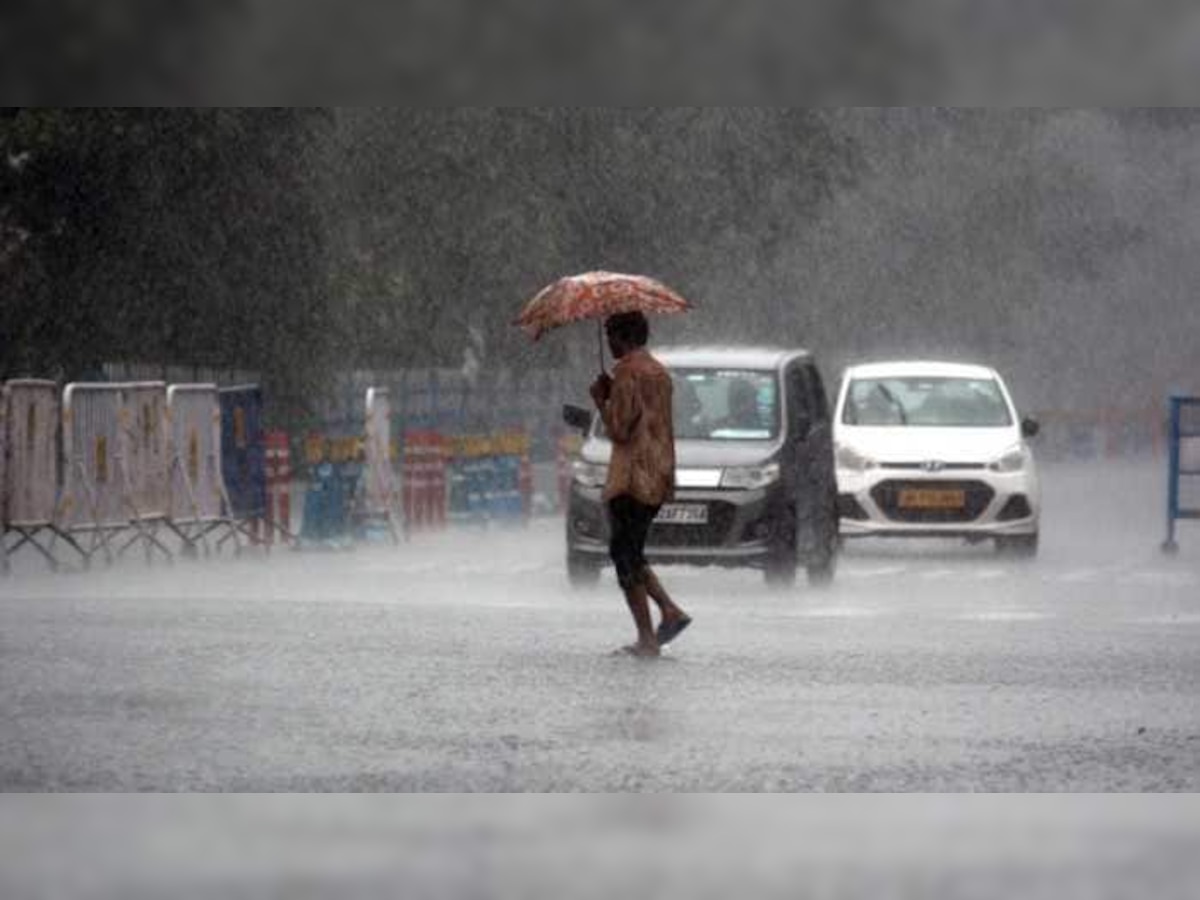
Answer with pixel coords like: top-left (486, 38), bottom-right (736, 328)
top-left (595, 367), bottom-right (780, 441)
top-left (843, 376), bottom-right (1012, 428)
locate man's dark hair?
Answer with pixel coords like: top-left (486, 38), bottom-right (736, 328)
top-left (606, 311), bottom-right (649, 347)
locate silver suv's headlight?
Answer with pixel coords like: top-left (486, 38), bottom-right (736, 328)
top-left (835, 443), bottom-right (877, 472)
top-left (572, 460), bottom-right (608, 488)
top-left (721, 462), bottom-right (781, 490)
top-left (989, 445), bottom-right (1026, 473)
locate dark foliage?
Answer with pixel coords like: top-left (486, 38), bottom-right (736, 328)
top-left (1, 108), bottom-right (854, 415)
top-left (1, 108), bottom-right (332, 411)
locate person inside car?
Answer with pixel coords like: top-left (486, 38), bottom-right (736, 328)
top-left (714, 378), bottom-right (763, 433)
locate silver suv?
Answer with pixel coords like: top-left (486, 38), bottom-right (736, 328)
top-left (564, 346), bottom-right (839, 588)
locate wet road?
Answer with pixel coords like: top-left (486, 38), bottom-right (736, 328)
top-left (1, 462), bottom-right (1198, 792)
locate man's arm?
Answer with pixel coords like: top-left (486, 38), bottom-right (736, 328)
top-left (601, 371), bottom-right (640, 444)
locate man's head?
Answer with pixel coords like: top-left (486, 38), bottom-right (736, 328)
top-left (605, 311), bottom-right (649, 359)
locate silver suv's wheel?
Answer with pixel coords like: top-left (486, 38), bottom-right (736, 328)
top-left (764, 513), bottom-right (798, 588)
top-left (567, 552), bottom-right (602, 588)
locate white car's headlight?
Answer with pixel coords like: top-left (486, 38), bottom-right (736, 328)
top-left (572, 460), bottom-right (608, 488)
top-left (836, 444), bottom-right (877, 472)
top-left (721, 462), bottom-right (781, 490)
top-left (989, 445), bottom-right (1026, 473)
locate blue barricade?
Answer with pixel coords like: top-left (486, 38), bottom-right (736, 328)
top-left (445, 433), bottom-right (528, 526)
top-left (219, 385), bottom-right (266, 520)
top-left (1163, 395), bottom-right (1200, 553)
top-left (494, 454), bottom-right (522, 517)
top-left (298, 431), bottom-right (363, 546)
top-left (300, 461), bottom-right (357, 544)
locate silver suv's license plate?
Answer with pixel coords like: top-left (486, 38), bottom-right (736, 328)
top-left (656, 503), bottom-right (709, 525)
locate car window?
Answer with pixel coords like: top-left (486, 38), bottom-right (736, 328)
top-left (596, 367), bottom-right (780, 441)
top-left (843, 377), bottom-right (1013, 427)
top-left (674, 369), bottom-right (780, 440)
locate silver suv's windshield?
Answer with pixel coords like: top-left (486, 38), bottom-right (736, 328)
top-left (674, 368), bottom-right (780, 440)
top-left (594, 367), bottom-right (781, 441)
top-left (843, 376), bottom-right (1012, 428)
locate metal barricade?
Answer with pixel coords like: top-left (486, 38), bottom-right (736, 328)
top-left (1163, 396), bottom-right (1200, 553)
top-left (59, 383), bottom-right (126, 563)
top-left (59, 382), bottom-right (173, 564)
top-left (358, 387), bottom-right (403, 543)
top-left (219, 385), bottom-right (270, 543)
top-left (2, 381), bottom-right (87, 572)
top-left (264, 430), bottom-right (294, 544)
top-left (166, 384), bottom-right (241, 556)
top-left (120, 382), bottom-right (173, 561)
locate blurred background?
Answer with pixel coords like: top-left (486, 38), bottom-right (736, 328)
top-left (4, 107), bottom-right (1200, 426)
top-left (4, 5), bottom-right (1200, 894)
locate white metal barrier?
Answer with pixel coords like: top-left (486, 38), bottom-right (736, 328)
top-left (166, 384), bottom-right (242, 554)
top-left (1, 383), bottom-right (5, 571)
top-left (119, 382), bottom-right (173, 561)
top-left (59, 383), bottom-right (124, 562)
top-left (1, 380), bottom-right (88, 572)
top-left (59, 382), bottom-right (173, 563)
top-left (358, 387), bottom-right (403, 543)
top-left (123, 382), bottom-right (170, 519)
top-left (1, 382), bottom-right (6, 572)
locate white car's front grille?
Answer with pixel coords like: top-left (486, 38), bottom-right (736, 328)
top-left (870, 479), bottom-right (996, 523)
top-left (878, 462), bottom-right (987, 471)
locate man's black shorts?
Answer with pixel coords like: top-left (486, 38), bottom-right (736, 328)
top-left (607, 495), bottom-right (660, 590)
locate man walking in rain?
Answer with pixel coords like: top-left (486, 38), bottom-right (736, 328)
top-left (590, 312), bottom-right (691, 657)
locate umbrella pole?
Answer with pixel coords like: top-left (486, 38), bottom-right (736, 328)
top-left (597, 318), bottom-right (606, 375)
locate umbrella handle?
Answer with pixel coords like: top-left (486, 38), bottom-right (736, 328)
top-left (597, 318), bottom-right (607, 375)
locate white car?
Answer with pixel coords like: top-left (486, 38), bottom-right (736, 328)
top-left (833, 361), bottom-right (1041, 556)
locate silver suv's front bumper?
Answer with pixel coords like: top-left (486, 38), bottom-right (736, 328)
top-left (566, 482), bottom-right (785, 567)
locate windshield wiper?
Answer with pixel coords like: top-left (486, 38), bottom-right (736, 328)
top-left (875, 385), bottom-right (908, 424)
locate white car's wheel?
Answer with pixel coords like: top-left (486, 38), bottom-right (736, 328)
top-left (996, 532), bottom-right (1039, 558)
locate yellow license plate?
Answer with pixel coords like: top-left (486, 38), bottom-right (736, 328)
top-left (897, 489), bottom-right (966, 509)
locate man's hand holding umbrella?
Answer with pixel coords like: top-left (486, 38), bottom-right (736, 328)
top-left (589, 372), bottom-right (613, 409)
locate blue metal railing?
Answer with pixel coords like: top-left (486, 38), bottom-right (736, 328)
top-left (1163, 395), bottom-right (1200, 553)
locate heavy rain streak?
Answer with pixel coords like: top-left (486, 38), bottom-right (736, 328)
top-left (2, 110), bottom-right (1200, 893)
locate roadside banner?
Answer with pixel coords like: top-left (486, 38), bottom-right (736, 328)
top-left (403, 431), bottom-right (447, 531)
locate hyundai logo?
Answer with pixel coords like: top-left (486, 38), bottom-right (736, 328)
top-left (921, 460), bottom-right (945, 473)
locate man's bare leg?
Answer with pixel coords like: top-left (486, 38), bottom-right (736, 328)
top-left (644, 567), bottom-right (688, 626)
top-left (622, 581), bottom-right (660, 656)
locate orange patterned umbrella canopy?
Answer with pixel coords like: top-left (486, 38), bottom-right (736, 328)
top-left (516, 271), bottom-right (693, 341)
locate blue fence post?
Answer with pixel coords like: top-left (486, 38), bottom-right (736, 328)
top-left (1165, 397), bottom-right (1181, 553)
top-left (1164, 395), bottom-right (1200, 554)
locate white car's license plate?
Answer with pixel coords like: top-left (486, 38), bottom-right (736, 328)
top-left (656, 503), bottom-right (709, 525)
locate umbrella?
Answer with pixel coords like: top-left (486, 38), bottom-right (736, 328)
top-left (515, 271), bottom-right (693, 372)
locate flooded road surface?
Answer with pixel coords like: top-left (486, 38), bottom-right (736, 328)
top-left (1, 462), bottom-right (1198, 792)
